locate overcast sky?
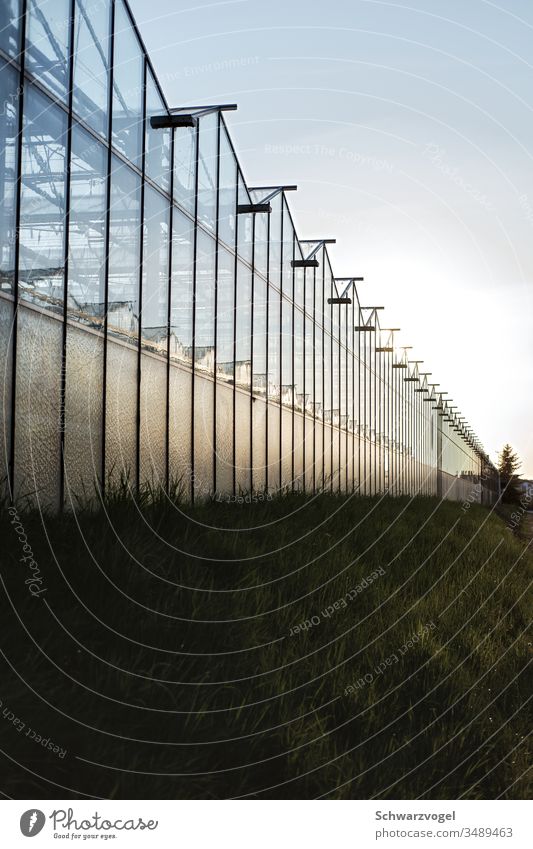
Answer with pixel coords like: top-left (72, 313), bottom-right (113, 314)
top-left (130, 0), bottom-right (533, 476)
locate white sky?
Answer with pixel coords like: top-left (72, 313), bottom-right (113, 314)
top-left (130, 0), bottom-right (533, 475)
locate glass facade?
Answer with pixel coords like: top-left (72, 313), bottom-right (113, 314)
top-left (0, 0), bottom-right (498, 508)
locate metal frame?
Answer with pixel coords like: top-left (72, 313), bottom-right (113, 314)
top-left (0, 0), bottom-right (498, 511)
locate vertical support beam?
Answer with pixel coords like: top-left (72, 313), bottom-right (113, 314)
top-left (351, 289), bottom-right (355, 492)
top-left (212, 113), bottom-right (221, 493)
top-left (265, 204), bottom-right (270, 490)
top-left (9, 0), bottom-right (28, 501)
top-left (344, 293), bottom-right (349, 492)
top-left (59, 0), bottom-right (76, 510)
top-left (278, 199), bottom-right (283, 493)
top-left (312, 265), bottom-right (316, 492)
top-left (165, 126), bottom-right (175, 494)
top-left (302, 267), bottom-right (306, 493)
top-left (250, 212), bottom-right (255, 494)
top-left (291, 234), bottom-right (295, 491)
top-left (321, 248), bottom-right (325, 491)
top-left (191, 119), bottom-right (200, 503)
top-left (101, 0), bottom-right (116, 497)
top-left (135, 57), bottom-right (148, 495)
top-left (329, 285), bottom-right (333, 492)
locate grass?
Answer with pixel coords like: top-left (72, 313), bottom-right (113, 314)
top-left (0, 487), bottom-right (531, 799)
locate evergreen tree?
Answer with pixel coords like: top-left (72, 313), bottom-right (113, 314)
top-left (497, 444), bottom-right (521, 503)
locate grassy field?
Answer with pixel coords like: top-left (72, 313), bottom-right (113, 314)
top-left (0, 489), bottom-right (531, 799)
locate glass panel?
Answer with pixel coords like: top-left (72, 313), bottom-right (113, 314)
top-left (168, 364), bottom-right (191, 495)
top-left (112, 0), bottom-right (143, 168)
top-left (0, 0), bottom-right (21, 58)
top-left (140, 354), bottom-right (167, 488)
top-left (105, 338), bottom-right (137, 488)
top-left (280, 404), bottom-right (292, 486)
top-left (194, 372), bottom-right (214, 497)
top-left (267, 403), bottom-right (280, 493)
top-left (0, 297), bottom-right (13, 488)
top-left (64, 323), bottom-right (103, 503)
top-left (253, 272), bottom-right (266, 397)
top-left (0, 63), bottom-right (18, 295)
top-left (141, 185), bottom-right (169, 354)
top-left (19, 87), bottom-right (67, 311)
top-left (268, 283), bottom-right (280, 402)
top-left (294, 306), bottom-right (304, 412)
top-left (14, 308), bottom-right (61, 509)
top-left (235, 260), bottom-right (251, 389)
top-left (218, 121), bottom-right (236, 247)
top-left (194, 229), bottom-right (215, 374)
top-left (107, 156), bottom-right (141, 341)
top-left (237, 174), bottom-right (252, 264)
top-left (67, 124), bottom-right (107, 325)
top-left (324, 330), bottom-right (331, 427)
top-left (197, 112), bottom-right (218, 233)
top-left (314, 263), bottom-right (323, 420)
top-left (281, 198), bottom-right (293, 296)
top-left (294, 253), bottom-right (304, 307)
top-left (235, 387), bottom-right (250, 492)
top-left (304, 300), bottom-right (314, 415)
top-left (281, 296), bottom-right (292, 408)
top-left (252, 397), bottom-right (266, 492)
top-left (269, 192), bottom-right (282, 289)
top-left (173, 126), bottom-right (195, 215)
top-left (215, 378), bottom-right (233, 494)
top-left (72, 0), bottom-right (110, 137)
top-left (170, 207), bottom-right (193, 367)
top-left (145, 70), bottom-right (170, 191)
top-left (254, 204), bottom-right (268, 279)
top-left (26, 0), bottom-right (70, 99)
top-left (332, 308), bottom-right (340, 426)
top-left (216, 246), bottom-right (234, 383)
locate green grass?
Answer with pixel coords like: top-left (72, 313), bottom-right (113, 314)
top-left (0, 489), bottom-right (531, 799)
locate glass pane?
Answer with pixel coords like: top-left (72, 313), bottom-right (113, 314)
top-left (145, 70), bottom-right (170, 192)
top-left (237, 175), bottom-right (252, 265)
top-left (108, 156), bottom-right (141, 341)
top-left (332, 312), bottom-right (340, 426)
top-left (0, 0), bottom-right (22, 58)
top-left (216, 246), bottom-right (234, 383)
top-left (253, 273), bottom-right (267, 397)
top-left (19, 86), bottom-right (67, 311)
top-left (0, 63), bottom-right (18, 295)
top-left (294, 262), bottom-right (304, 308)
top-left (294, 306), bottom-right (304, 411)
top-left (281, 296), bottom-right (292, 407)
top-left (170, 207), bottom-right (193, 367)
top-left (194, 229), bottom-right (215, 373)
top-left (281, 198), bottom-right (293, 296)
top-left (72, 0), bottom-right (110, 137)
top-left (64, 324), bottom-right (103, 502)
top-left (14, 308), bottom-right (61, 509)
top-left (173, 126), bottom-right (195, 214)
top-left (324, 330), bottom-right (331, 425)
top-left (26, 0), bottom-right (70, 99)
top-left (235, 260), bottom-right (251, 389)
top-left (304, 306), bottom-right (314, 415)
top-left (254, 204), bottom-right (268, 279)
top-left (268, 283), bottom-right (280, 402)
top-left (141, 185), bottom-right (169, 354)
top-left (67, 124), bottom-right (107, 325)
top-left (112, 0), bottom-right (143, 168)
top-left (197, 112), bottom-right (218, 233)
top-left (269, 192), bottom-right (282, 289)
top-left (218, 121), bottom-right (236, 247)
